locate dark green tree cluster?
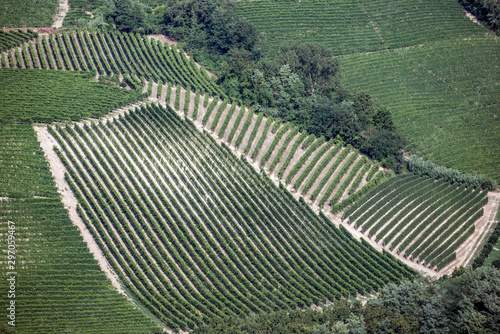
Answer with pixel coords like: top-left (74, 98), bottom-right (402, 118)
top-left (459, 0), bottom-right (500, 33)
top-left (218, 42), bottom-right (405, 170)
top-left (193, 267), bottom-right (500, 334)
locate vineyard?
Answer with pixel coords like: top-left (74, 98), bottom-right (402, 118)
top-left (0, 1), bottom-right (498, 331)
top-left (0, 68), bottom-right (144, 123)
top-left (157, 87), bottom-right (386, 215)
top-left (236, 0), bottom-right (484, 56)
top-left (343, 174), bottom-right (488, 271)
top-left (0, 30), bottom-right (38, 52)
top-left (340, 35), bottom-right (500, 182)
top-left (0, 30), bottom-right (223, 97)
top-left (0, 123), bottom-right (160, 333)
top-left (43, 103), bottom-right (414, 330)
top-left (0, 0), bottom-right (58, 27)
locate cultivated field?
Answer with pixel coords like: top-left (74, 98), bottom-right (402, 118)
top-left (40, 104), bottom-right (414, 330)
top-left (236, 0), bottom-right (499, 183)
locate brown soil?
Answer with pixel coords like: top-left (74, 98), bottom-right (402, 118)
top-left (52, 0), bottom-right (69, 29)
top-left (263, 128), bottom-right (294, 172)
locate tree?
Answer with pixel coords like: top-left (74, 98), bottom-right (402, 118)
top-left (280, 41), bottom-right (340, 94)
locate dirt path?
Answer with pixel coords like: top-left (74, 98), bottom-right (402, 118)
top-left (52, 0), bottom-right (69, 29)
top-left (187, 89), bottom-right (196, 118)
top-left (325, 212), bottom-right (439, 278)
top-left (150, 82), bottom-right (158, 101)
top-left (33, 124), bottom-right (126, 295)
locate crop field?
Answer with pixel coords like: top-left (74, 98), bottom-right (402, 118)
top-left (340, 36), bottom-right (500, 181)
top-left (0, 1), bottom-right (497, 329)
top-left (236, 0), bottom-right (498, 183)
top-left (0, 30), bottom-right (223, 97)
top-left (0, 30), bottom-right (38, 52)
top-left (236, 0), bottom-right (483, 56)
top-left (162, 88), bottom-right (385, 214)
top-left (0, 0), bottom-right (58, 27)
top-left (0, 123), bottom-right (160, 333)
top-left (44, 103), bottom-right (414, 330)
top-left (343, 174), bottom-right (488, 271)
top-left (0, 68), bottom-right (144, 123)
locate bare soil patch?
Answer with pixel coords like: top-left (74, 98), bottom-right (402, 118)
top-left (52, 0), bottom-right (69, 29)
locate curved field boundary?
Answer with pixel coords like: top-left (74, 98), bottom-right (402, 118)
top-left (343, 174), bottom-right (491, 273)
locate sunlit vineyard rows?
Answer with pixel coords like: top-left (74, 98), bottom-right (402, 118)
top-left (0, 30), bottom-right (223, 97)
top-left (47, 104), bottom-right (414, 330)
top-left (343, 174), bottom-right (488, 271)
top-left (164, 89), bottom-right (385, 214)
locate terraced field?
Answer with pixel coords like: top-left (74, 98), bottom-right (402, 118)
top-left (343, 174), bottom-right (488, 271)
top-left (43, 104), bottom-right (414, 330)
top-left (0, 30), bottom-right (223, 96)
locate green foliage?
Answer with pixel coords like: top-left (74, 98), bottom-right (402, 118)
top-left (52, 104), bottom-right (412, 329)
top-left (194, 267), bottom-right (500, 333)
top-left (459, 0), bottom-right (500, 33)
top-left (408, 155), bottom-right (497, 191)
top-left (155, 0), bottom-right (257, 58)
top-left (0, 0), bottom-right (58, 27)
top-left (0, 30), bottom-right (38, 52)
top-left (341, 35), bottom-right (500, 181)
top-left (0, 68), bottom-right (144, 123)
top-left (473, 207), bottom-right (500, 268)
top-left (235, 0), bottom-right (483, 56)
top-left (0, 124), bottom-right (160, 333)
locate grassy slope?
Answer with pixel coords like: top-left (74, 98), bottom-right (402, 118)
top-left (340, 36), bottom-right (500, 181)
top-left (236, 0), bottom-right (499, 181)
top-left (0, 124), bottom-right (160, 333)
top-left (0, 0), bottom-right (58, 27)
top-left (0, 69), bottom-right (143, 123)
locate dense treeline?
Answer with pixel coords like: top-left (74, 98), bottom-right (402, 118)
top-left (85, 0), bottom-right (405, 170)
top-left (407, 155), bottom-right (497, 191)
top-left (459, 0), bottom-right (500, 33)
top-left (194, 266), bottom-right (500, 334)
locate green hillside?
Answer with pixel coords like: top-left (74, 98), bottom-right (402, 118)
top-left (340, 36), bottom-right (500, 181)
top-left (236, 0), bottom-right (484, 56)
top-left (0, 0), bottom-right (58, 27)
top-left (48, 104), bottom-right (414, 330)
top-left (0, 124), bottom-right (160, 333)
top-left (236, 0), bottom-right (499, 181)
